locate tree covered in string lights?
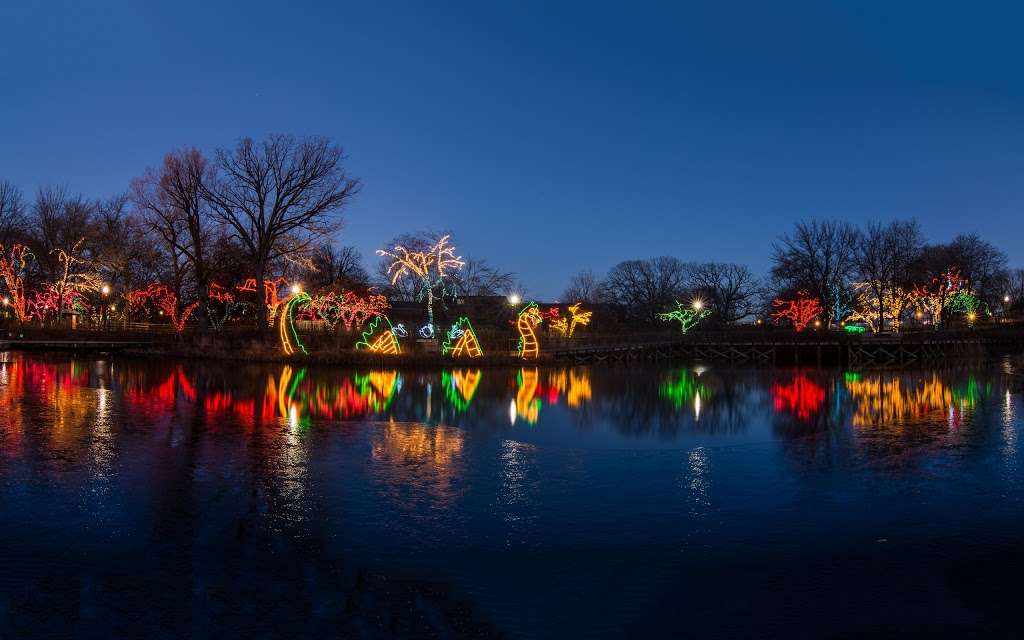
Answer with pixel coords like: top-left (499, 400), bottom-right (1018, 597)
top-left (0, 243), bottom-right (33, 323)
top-left (377, 233), bottom-right (464, 339)
top-left (126, 283), bottom-right (199, 334)
top-left (658, 300), bottom-right (712, 333)
top-left (770, 290), bottom-right (822, 331)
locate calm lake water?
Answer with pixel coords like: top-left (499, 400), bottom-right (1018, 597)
top-left (1, 352), bottom-right (1022, 638)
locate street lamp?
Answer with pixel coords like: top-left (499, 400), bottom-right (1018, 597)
top-left (508, 293), bottom-right (522, 306)
top-left (692, 299), bottom-right (704, 311)
top-left (290, 283), bottom-right (302, 295)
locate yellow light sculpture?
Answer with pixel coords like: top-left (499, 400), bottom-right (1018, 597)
top-left (355, 316), bottom-right (402, 354)
top-left (442, 317), bottom-right (483, 357)
top-left (279, 292), bottom-right (310, 356)
top-left (511, 367), bottom-right (541, 425)
top-left (516, 303), bottom-right (543, 359)
top-left (567, 303), bottom-right (592, 336)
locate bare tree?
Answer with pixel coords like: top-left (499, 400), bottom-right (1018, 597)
top-left (948, 233), bottom-right (1008, 305)
top-left (771, 220), bottom-right (860, 327)
top-left (203, 134), bottom-right (360, 328)
top-left (686, 262), bottom-right (762, 323)
top-left (562, 269), bottom-right (600, 303)
top-left (27, 187), bottom-right (97, 282)
top-left (855, 220), bottom-right (924, 331)
top-left (0, 181), bottom-right (26, 245)
top-left (132, 148), bottom-right (216, 329)
top-left (600, 257), bottom-right (689, 321)
top-left (449, 256), bottom-right (515, 297)
top-left (309, 243), bottom-right (370, 291)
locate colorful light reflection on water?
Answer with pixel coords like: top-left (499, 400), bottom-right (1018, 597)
top-left (1, 352), bottom-right (1023, 638)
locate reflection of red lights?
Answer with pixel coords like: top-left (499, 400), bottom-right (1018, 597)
top-left (771, 374), bottom-right (825, 420)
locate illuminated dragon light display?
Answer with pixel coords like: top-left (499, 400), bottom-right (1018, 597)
top-left (355, 315), bottom-right (403, 354)
top-left (516, 303), bottom-right (543, 359)
top-left (279, 292), bottom-right (311, 356)
top-left (442, 317), bottom-right (483, 357)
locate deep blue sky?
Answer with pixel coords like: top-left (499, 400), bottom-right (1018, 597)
top-left (1, 0), bottom-right (1022, 298)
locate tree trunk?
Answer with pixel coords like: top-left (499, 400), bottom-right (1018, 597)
top-left (255, 265), bottom-right (268, 331)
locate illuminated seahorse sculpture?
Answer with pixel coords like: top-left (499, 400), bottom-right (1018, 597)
top-left (516, 303), bottom-right (543, 359)
top-left (355, 315), bottom-right (402, 354)
top-left (442, 317), bottom-right (483, 357)
top-left (279, 292), bottom-right (311, 356)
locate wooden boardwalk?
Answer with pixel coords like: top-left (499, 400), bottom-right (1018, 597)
top-left (0, 340), bottom-right (151, 352)
top-left (549, 332), bottom-right (1021, 367)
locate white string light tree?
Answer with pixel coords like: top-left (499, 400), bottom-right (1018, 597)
top-left (377, 234), bottom-right (464, 339)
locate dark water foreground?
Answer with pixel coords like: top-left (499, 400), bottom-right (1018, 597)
top-left (1, 353), bottom-right (1022, 638)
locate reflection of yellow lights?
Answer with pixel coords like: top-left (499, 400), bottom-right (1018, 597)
top-left (513, 368), bottom-right (541, 424)
top-left (845, 374), bottom-right (976, 427)
top-left (372, 422), bottom-right (464, 467)
top-left (546, 369), bottom-right (592, 408)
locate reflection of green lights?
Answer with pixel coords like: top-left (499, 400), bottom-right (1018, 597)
top-left (354, 372), bottom-right (401, 411)
top-left (843, 325), bottom-right (866, 333)
top-left (659, 370), bottom-right (708, 410)
top-left (441, 370), bottom-right (482, 412)
top-left (950, 375), bottom-right (983, 407)
top-left (844, 371), bottom-right (862, 383)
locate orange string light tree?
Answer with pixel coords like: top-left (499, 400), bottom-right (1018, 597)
top-left (377, 234), bottom-right (464, 339)
top-left (0, 244), bottom-right (33, 322)
top-left (126, 283), bottom-right (200, 333)
top-left (770, 290), bottom-right (823, 332)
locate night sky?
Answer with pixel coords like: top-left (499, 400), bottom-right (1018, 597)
top-left (1, 0), bottom-right (1022, 298)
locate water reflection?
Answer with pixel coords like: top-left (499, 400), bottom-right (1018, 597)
top-left (2, 352), bottom-right (1023, 636)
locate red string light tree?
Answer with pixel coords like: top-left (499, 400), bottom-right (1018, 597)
top-left (0, 244), bottom-right (33, 323)
top-left (771, 290), bottom-right (823, 331)
top-left (126, 283), bottom-right (200, 334)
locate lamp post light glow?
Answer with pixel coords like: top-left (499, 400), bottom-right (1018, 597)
top-left (508, 293), bottom-right (522, 306)
top-left (692, 299), bottom-right (704, 311)
top-left (290, 284), bottom-right (302, 295)
top-left (101, 285), bottom-right (110, 296)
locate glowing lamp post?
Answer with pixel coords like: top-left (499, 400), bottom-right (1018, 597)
top-left (101, 285), bottom-right (110, 329)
